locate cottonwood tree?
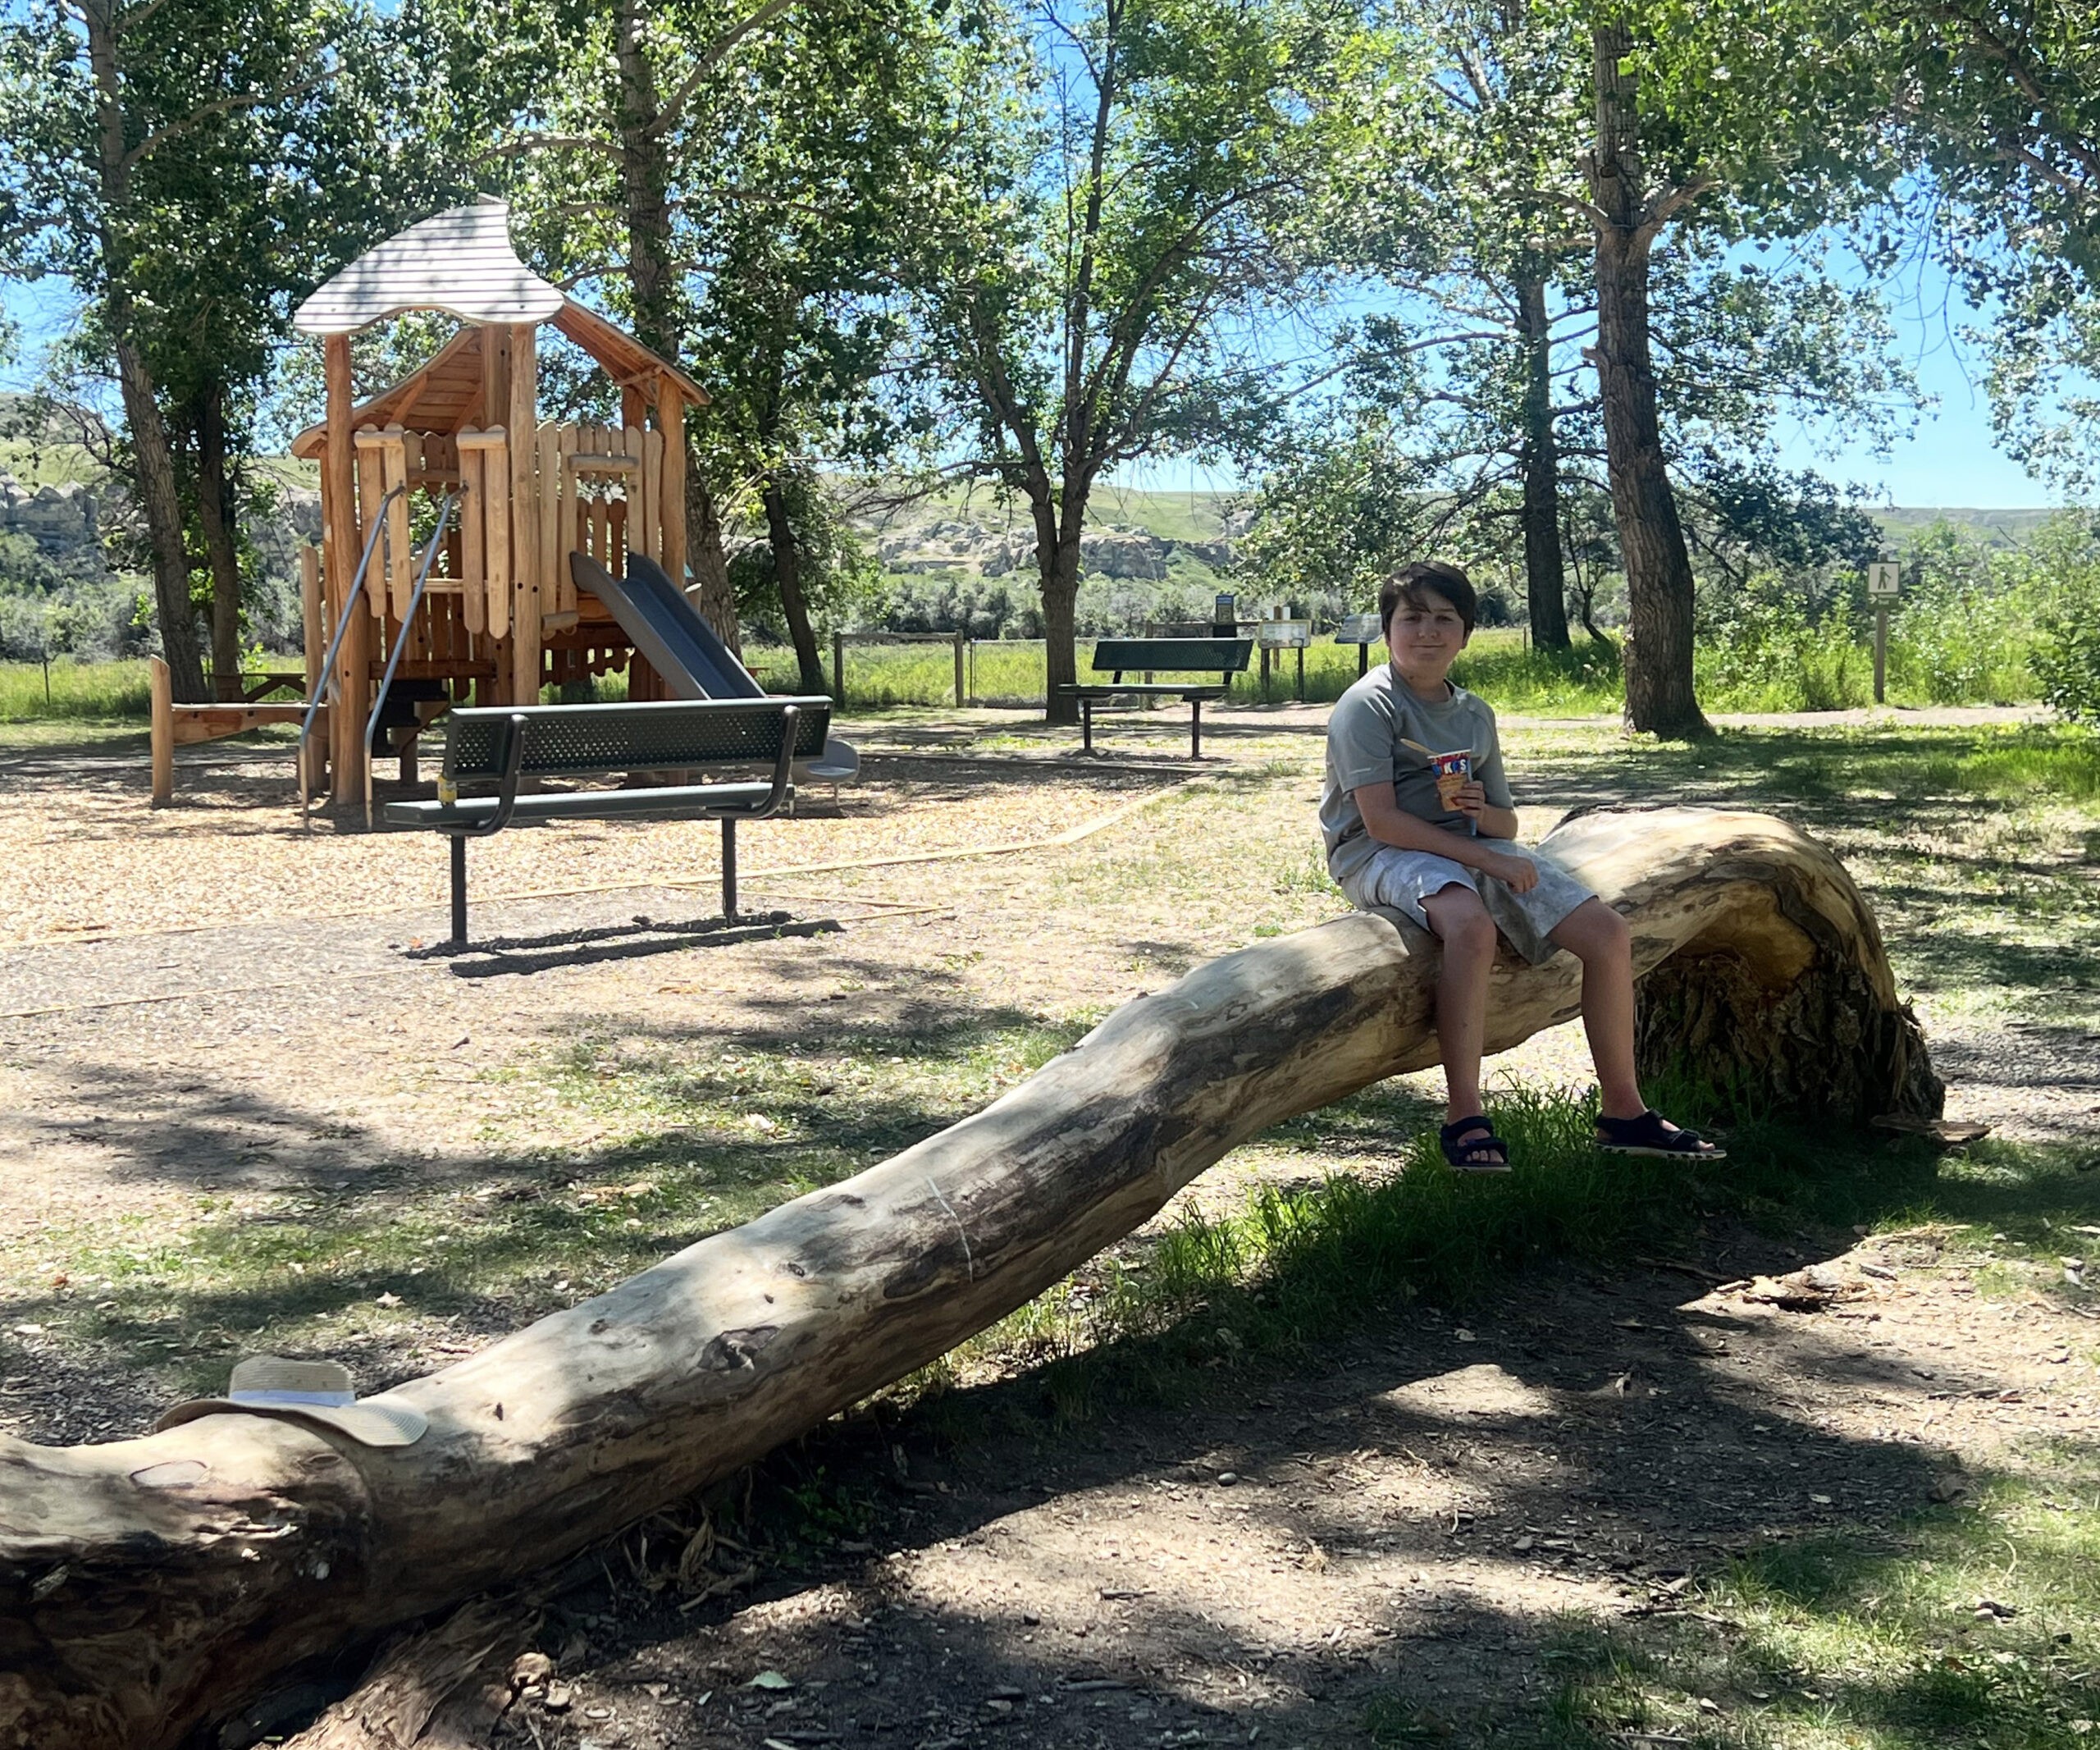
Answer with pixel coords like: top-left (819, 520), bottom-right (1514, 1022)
top-left (139, 4), bottom-right (421, 697)
top-left (1895, 0), bottom-right (2100, 492)
top-left (926, 0), bottom-right (1350, 723)
top-left (1241, 244), bottom-right (1910, 628)
top-left (646, 2), bottom-right (964, 692)
top-left (0, 0), bottom-right (343, 698)
top-left (1549, 2), bottom-right (1896, 733)
top-left (1315, 0), bottom-right (1592, 645)
top-left (449, 0), bottom-right (851, 651)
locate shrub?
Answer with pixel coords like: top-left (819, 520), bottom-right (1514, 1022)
top-left (2016, 514), bottom-right (2100, 723)
top-left (1885, 520), bottom-right (2043, 706)
top-left (1698, 573), bottom-right (1868, 712)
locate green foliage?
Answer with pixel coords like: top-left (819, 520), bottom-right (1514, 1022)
top-left (1698, 573), bottom-right (1870, 712)
top-left (926, 0), bottom-right (1354, 669)
top-left (1888, 520), bottom-right (2052, 707)
top-left (2019, 517), bottom-right (2100, 723)
top-left (728, 467), bottom-right (884, 637)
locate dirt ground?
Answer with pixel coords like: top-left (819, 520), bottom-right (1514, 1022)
top-left (2, 702), bottom-right (2096, 1748)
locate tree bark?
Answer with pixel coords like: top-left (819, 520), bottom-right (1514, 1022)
top-left (1514, 269), bottom-right (1570, 652)
top-left (81, 0), bottom-right (207, 703)
top-left (1584, 21), bottom-right (1707, 737)
top-left (1037, 498), bottom-right (1084, 725)
top-left (0, 808), bottom-right (1936, 1750)
top-left (194, 382), bottom-right (244, 702)
top-left (685, 468), bottom-right (742, 655)
top-left (762, 476), bottom-right (826, 695)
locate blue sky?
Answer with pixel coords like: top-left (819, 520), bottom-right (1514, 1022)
top-left (2, 244), bottom-right (2067, 509)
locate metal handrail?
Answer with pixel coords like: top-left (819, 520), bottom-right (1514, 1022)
top-left (297, 484), bottom-right (406, 829)
top-left (364, 491), bottom-right (459, 829)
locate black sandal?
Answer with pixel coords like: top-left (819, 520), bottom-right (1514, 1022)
top-left (1595, 1109), bottom-right (1726, 1160)
top-left (1439, 1114), bottom-right (1511, 1174)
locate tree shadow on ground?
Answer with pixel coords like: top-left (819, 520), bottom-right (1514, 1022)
top-left (0, 1007), bottom-right (1087, 1423)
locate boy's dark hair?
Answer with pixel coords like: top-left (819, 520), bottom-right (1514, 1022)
top-left (1379, 561), bottom-right (1477, 637)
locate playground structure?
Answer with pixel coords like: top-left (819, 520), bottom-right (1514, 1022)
top-left (149, 199), bottom-right (709, 807)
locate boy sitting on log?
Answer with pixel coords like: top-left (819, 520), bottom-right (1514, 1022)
top-left (1320, 561), bottom-right (1723, 1172)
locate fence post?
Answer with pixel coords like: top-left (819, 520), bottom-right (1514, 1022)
top-left (953, 629), bottom-right (966, 708)
top-left (832, 631), bottom-right (845, 707)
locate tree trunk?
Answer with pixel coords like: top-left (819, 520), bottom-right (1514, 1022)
top-left (1585, 21), bottom-right (1707, 737)
top-left (611, 0), bottom-right (739, 655)
top-left (81, 0), bottom-right (206, 703)
top-left (762, 476), bottom-right (826, 695)
top-left (1515, 269), bottom-right (1570, 652)
top-left (115, 338), bottom-right (208, 704)
top-left (686, 466), bottom-right (742, 655)
top-left (0, 807), bottom-right (1937, 1750)
top-left (1039, 509), bottom-right (1084, 726)
top-left (194, 383), bottom-right (244, 702)
top-left (613, 0), bottom-right (678, 368)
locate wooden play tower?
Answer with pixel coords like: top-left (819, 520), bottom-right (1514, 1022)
top-left (283, 198), bottom-right (709, 807)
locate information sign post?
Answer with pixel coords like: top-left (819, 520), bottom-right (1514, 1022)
top-left (1256, 611), bottom-right (1311, 701)
top-left (1867, 563), bottom-right (1900, 703)
top-left (1335, 611), bottom-right (1382, 677)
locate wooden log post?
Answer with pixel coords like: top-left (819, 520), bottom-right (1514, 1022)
top-left (148, 655), bottom-right (173, 805)
top-left (0, 809), bottom-right (1938, 1749)
top-left (656, 372), bottom-right (686, 591)
top-left (322, 336), bottom-right (367, 806)
top-left (298, 547), bottom-right (326, 797)
top-left (508, 325), bottom-right (540, 706)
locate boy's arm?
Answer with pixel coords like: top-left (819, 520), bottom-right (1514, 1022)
top-left (1456, 708), bottom-right (1519, 838)
top-left (1353, 784), bottom-right (1538, 889)
top-left (1452, 786), bottom-right (1520, 839)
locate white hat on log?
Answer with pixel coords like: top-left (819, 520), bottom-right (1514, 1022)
top-left (155, 1356), bottom-right (427, 1447)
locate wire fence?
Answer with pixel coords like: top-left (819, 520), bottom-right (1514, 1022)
top-left (783, 633), bottom-right (1390, 711)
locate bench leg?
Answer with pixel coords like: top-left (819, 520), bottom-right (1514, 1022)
top-left (450, 834), bottom-right (468, 948)
top-left (1190, 697), bottom-right (1203, 761)
top-left (1081, 697), bottom-right (1093, 755)
top-left (722, 816), bottom-right (738, 921)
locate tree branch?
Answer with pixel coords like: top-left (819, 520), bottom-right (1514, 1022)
top-left (123, 66), bottom-right (332, 173)
top-left (491, 133), bottom-right (624, 162)
top-left (651, 0), bottom-right (807, 140)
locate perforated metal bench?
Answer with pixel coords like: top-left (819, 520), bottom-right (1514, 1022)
top-left (382, 697), bottom-right (832, 945)
top-left (1056, 637), bottom-right (1253, 757)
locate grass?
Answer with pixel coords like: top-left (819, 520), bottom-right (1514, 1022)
top-left (0, 624), bottom-right (2061, 725)
top-left (1504, 1452), bottom-right (2100, 1749)
top-left (0, 1014), bottom-right (1090, 1396)
top-left (819, 628), bottom-right (1625, 713)
top-left (0, 656), bottom-right (154, 721)
top-left (906, 1061), bottom-right (2100, 1426)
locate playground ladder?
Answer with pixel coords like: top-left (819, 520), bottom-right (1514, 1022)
top-left (364, 491), bottom-right (461, 830)
top-left (298, 483), bottom-right (406, 830)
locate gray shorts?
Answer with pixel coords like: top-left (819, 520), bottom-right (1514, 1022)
top-left (1337, 840), bottom-right (1596, 965)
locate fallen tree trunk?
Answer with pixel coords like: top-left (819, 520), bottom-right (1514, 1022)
top-left (0, 808), bottom-right (1938, 1748)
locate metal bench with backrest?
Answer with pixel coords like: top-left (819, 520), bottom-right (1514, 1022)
top-left (382, 697), bottom-right (831, 947)
top-left (1057, 637), bottom-right (1253, 758)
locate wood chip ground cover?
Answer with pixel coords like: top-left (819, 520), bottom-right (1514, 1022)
top-left (2, 706), bottom-right (2098, 1748)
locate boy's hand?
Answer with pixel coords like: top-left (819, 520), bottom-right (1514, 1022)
top-left (1450, 779), bottom-right (1488, 820)
top-left (1479, 848), bottom-right (1539, 893)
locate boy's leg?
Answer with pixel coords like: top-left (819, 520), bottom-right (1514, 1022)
top-left (1421, 883), bottom-right (1498, 1147)
top-left (1550, 898), bottom-right (1715, 1153)
top-left (1548, 898), bottom-right (1644, 1121)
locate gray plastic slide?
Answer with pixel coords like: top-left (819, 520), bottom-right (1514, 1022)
top-left (570, 551), bottom-right (764, 699)
top-left (571, 550), bottom-right (858, 783)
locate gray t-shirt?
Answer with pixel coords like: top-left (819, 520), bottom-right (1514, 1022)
top-left (1320, 665), bottom-right (1514, 884)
